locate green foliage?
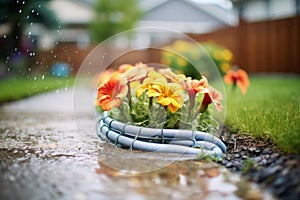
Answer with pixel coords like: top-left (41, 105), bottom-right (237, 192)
top-left (0, 76), bottom-right (74, 103)
top-left (241, 158), bottom-right (256, 174)
top-left (226, 75), bottom-right (300, 154)
top-left (89, 0), bottom-right (143, 43)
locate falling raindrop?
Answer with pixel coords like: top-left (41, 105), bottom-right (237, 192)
top-left (19, 10), bottom-right (22, 14)
top-left (64, 87), bottom-right (68, 91)
top-left (22, 1), bottom-right (25, 4)
top-left (56, 89), bottom-right (59, 93)
top-left (34, 77), bottom-right (37, 80)
top-left (41, 75), bottom-right (45, 80)
top-left (28, 32), bottom-right (32, 35)
top-left (26, 15), bottom-right (30, 19)
top-left (31, 9), bottom-right (35, 13)
top-left (3, 35), bottom-right (6, 39)
top-left (38, 4), bottom-right (41, 8)
top-left (28, 68), bottom-right (32, 72)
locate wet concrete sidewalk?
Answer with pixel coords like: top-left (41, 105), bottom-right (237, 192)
top-left (0, 87), bottom-right (274, 200)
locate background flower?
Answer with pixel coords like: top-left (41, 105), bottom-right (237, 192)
top-left (224, 68), bottom-right (250, 95)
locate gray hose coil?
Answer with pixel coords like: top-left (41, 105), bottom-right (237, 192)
top-left (96, 111), bottom-right (226, 158)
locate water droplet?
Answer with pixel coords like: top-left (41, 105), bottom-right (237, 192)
top-left (22, 1), bottom-right (25, 4)
top-left (19, 10), bottom-right (22, 14)
top-left (31, 9), bottom-right (35, 13)
top-left (35, 61), bottom-right (39, 65)
top-left (28, 32), bottom-right (31, 35)
top-left (28, 68), bottom-right (32, 72)
top-left (38, 4), bottom-right (41, 8)
top-left (7, 68), bottom-right (10, 71)
top-left (41, 75), bottom-right (45, 80)
top-left (26, 15), bottom-right (29, 19)
top-left (56, 89), bottom-right (59, 93)
top-left (3, 35), bottom-right (6, 39)
top-left (34, 77), bottom-right (37, 80)
top-left (64, 87), bottom-right (68, 91)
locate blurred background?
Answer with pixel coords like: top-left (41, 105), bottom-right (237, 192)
top-left (0, 0), bottom-right (299, 102)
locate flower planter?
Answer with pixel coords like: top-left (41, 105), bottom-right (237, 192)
top-left (97, 112), bottom-right (226, 158)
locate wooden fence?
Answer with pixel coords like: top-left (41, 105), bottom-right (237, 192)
top-left (189, 16), bottom-right (300, 73)
top-left (36, 16), bottom-right (300, 74)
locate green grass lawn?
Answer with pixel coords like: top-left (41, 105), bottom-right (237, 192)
top-left (225, 75), bottom-right (300, 154)
top-left (0, 76), bottom-right (74, 103)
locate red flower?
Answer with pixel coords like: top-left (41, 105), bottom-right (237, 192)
top-left (97, 77), bottom-right (128, 111)
top-left (199, 86), bottom-right (223, 113)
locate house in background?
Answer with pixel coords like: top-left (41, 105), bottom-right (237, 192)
top-left (37, 0), bottom-right (94, 50)
top-left (21, 0), bottom-right (300, 50)
top-left (125, 0), bottom-right (239, 48)
top-left (35, 0), bottom-right (239, 49)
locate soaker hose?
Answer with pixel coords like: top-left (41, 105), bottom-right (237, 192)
top-left (96, 112), bottom-right (226, 158)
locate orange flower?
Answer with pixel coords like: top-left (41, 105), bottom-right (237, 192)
top-left (96, 70), bottom-right (119, 87)
top-left (158, 68), bottom-right (186, 85)
top-left (199, 86), bottom-right (223, 113)
top-left (224, 68), bottom-right (250, 95)
top-left (185, 76), bottom-right (210, 95)
top-left (185, 76), bottom-right (210, 108)
top-left (121, 63), bottom-right (148, 82)
top-left (118, 64), bottom-right (133, 73)
top-left (97, 77), bottom-right (128, 111)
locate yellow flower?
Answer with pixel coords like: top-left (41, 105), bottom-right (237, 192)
top-left (136, 71), bottom-right (167, 97)
top-left (222, 49), bottom-right (233, 62)
top-left (148, 83), bottom-right (184, 113)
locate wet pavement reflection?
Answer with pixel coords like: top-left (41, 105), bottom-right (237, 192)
top-left (0, 89), bottom-right (275, 200)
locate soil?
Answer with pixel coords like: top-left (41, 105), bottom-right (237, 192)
top-left (218, 127), bottom-right (300, 200)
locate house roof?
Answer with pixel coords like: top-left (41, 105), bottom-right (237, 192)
top-left (138, 0), bottom-right (238, 33)
top-left (49, 0), bottom-right (94, 25)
